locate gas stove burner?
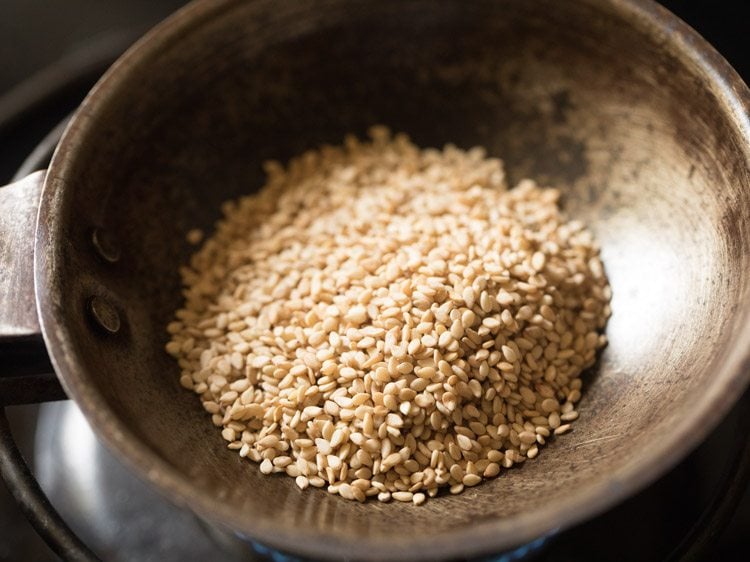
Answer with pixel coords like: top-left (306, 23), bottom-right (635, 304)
top-left (34, 401), bottom-right (253, 561)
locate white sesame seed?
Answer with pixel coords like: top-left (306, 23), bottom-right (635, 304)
top-left (377, 492), bottom-right (391, 502)
top-left (554, 424), bottom-right (572, 436)
top-left (531, 251), bottom-right (546, 271)
top-left (166, 127), bottom-right (610, 505)
top-left (392, 491), bottom-right (413, 502)
top-left (463, 473), bottom-right (482, 487)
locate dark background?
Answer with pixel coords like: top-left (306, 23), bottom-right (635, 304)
top-left (0, 1), bottom-right (748, 560)
top-left (0, 1), bottom-right (748, 90)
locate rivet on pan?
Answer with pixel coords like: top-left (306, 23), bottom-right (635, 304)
top-left (91, 227), bottom-right (121, 263)
top-left (87, 296), bottom-right (121, 334)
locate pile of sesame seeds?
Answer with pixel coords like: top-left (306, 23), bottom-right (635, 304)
top-left (166, 127), bottom-right (611, 505)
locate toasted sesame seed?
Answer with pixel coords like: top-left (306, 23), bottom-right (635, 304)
top-left (531, 251), bottom-right (546, 271)
top-left (463, 474), bottom-right (482, 487)
top-left (487, 450), bottom-right (504, 463)
top-left (167, 127), bottom-right (610, 505)
top-left (392, 491), bottom-right (414, 502)
top-left (561, 410), bottom-right (579, 422)
top-left (456, 434), bottom-right (472, 451)
top-left (554, 424), bottom-right (572, 436)
top-left (450, 484), bottom-right (465, 495)
top-left (186, 228), bottom-right (204, 245)
top-left (484, 462), bottom-right (501, 478)
top-left (501, 345), bottom-right (518, 363)
top-left (541, 398), bottom-right (560, 413)
top-left (518, 431), bottom-right (537, 445)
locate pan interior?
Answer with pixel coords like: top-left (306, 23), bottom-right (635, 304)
top-left (44, 0), bottom-right (750, 558)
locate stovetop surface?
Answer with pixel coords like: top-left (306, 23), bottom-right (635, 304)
top-left (1, 2), bottom-right (749, 561)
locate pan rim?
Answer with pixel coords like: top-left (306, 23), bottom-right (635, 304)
top-left (34, 0), bottom-right (750, 559)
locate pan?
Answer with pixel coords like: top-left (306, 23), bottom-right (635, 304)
top-left (1, 0), bottom-right (750, 559)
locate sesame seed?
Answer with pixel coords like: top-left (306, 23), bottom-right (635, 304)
top-left (518, 431), bottom-right (537, 445)
top-left (463, 474), bottom-right (482, 487)
top-left (561, 410), bottom-right (579, 422)
top-left (531, 251), bottom-right (546, 271)
top-left (456, 434), bottom-right (472, 451)
top-left (484, 462), bottom-right (501, 478)
top-left (166, 127), bottom-right (610, 505)
top-left (541, 398), bottom-right (560, 413)
top-left (554, 424), bottom-right (572, 436)
top-left (392, 491), bottom-right (414, 502)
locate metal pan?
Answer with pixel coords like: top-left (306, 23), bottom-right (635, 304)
top-left (1, 1), bottom-right (750, 559)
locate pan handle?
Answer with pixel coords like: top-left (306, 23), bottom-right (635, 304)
top-left (0, 170), bottom-right (66, 405)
